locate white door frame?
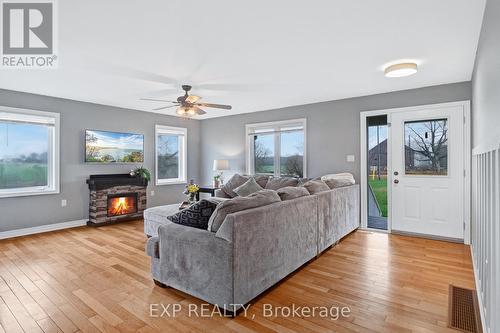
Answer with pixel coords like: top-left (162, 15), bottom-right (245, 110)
top-left (360, 101), bottom-right (471, 244)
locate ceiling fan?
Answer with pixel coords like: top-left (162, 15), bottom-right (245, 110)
top-left (140, 85), bottom-right (232, 117)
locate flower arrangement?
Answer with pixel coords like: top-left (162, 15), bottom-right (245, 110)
top-left (183, 180), bottom-right (200, 202)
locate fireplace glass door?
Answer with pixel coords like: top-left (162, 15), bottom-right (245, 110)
top-left (107, 193), bottom-right (138, 217)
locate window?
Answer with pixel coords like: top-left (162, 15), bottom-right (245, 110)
top-left (404, 118), bottom-right (448, 175)
top-left (155, 125), bottom-right (187, 185)
top-left (246, 119), bottom-right (306, 177)
top-left (0, 107), bottom-right (60, 198)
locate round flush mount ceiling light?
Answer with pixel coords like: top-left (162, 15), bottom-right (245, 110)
top-left (384, 62), bottom-right (418, 78)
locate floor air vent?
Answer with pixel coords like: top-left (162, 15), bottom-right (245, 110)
top-left (448, 285), bottom-right (482, 333)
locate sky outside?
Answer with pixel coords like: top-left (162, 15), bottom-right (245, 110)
top-left (368, 125), bottom-right (387, 150)
top-left (256, 131), bottom-right (304, 157)
top-left (0, 122), bottom-right (48, 159)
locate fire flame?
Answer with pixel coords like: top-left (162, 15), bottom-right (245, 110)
top-left (108, 196), bottom-right (135, 216)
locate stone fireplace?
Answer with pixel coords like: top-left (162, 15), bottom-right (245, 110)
top-left (87, 174), bottom-right (147, 227)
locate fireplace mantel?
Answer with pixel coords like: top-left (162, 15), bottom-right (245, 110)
top-left (86, 173), bottom-right (148, 191)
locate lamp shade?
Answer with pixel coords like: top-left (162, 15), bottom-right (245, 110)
top-left (213, 159), bottom-right (229, 171)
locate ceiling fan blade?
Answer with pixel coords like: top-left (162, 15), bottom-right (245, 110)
top-left (152, 105), bottom-right (178, 111)
top-left (140, 98), bottom-right (178, 103)
top-left (193, 106), bottom-right (206, 115)
top-left (186, 95), bottom-right (201, 103)
top-left (195, 103), bottom-right (232, 110)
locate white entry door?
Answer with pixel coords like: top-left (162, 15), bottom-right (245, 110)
top-left (390, 105), bottom-right (465, 240)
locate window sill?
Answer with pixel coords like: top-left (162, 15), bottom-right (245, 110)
top-left (155, 180), bottom-right (187, 186)
top-left (0, 188), bottom-right (60, 199)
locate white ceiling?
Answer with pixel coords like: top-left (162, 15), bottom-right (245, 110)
top-left (0, 0), bottom-right (486, 119)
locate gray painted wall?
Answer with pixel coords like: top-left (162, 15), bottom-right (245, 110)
top-left (0, 89), bottom-right (200, 232)
top-left (200, 82), bottom-right (471, 185)
top-left (471, 1), bottom-right (500, 332)
top-left (472, 0), bottom-right (500, 152)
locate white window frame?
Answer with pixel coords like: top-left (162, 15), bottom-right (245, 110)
top-left (155, 125), bottom-right (187, 185)
top-left (246, 118), bottom-right (307, 177)
top-left (0, 106), bottom-right (60, 198)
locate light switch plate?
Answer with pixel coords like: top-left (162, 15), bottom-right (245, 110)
top-left (347, 155), bottom-right (355, 162)
top-left (61, 199), bottom-right (67, 207)
top-left (150, 190), bottom-right (155, 197)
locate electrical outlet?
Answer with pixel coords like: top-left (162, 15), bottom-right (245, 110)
top-left (150, 190), bottom-right (155, 197)
top-left (346, 155), bottom-right (355, 162)
top-left (61, 199), bottom-right (67, 207)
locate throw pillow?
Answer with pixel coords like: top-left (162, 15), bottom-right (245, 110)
top-left (321, 172), bottom-right (355, 183)
top-left (167, 200), bottom-right (218, 230)
top-left (276, 186), bottom-right (310, 201)
top-left (233, 177), bottom-right (263, 197)
top-left (221, 174), bottom-right (249, 198)
top-left (252, 175), bottom-right (269, 188)
top-left (265, 177), bottom-right (299, 190)
top-left (208, 189), bottom-right (281, 232)
top-left (324, 178), bottom-right (355, 189)
top-left (302, 180), bottom-right (330, 194)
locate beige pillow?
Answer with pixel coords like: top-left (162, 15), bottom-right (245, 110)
top-left (321, 173), bottom-right (355, 183)
top-left (233, 177), bottom-right (263, 197)
top-left (276, 186), bottom-right (310, 201)
top-left (221, 174), bottom-right (248, 198)
top-left (265, 177), bottom-right (299, 190)
top-left (208, 190), bottom-right (281, 232)
top-left (324, 178), bottom-right (355, 189)
top-left (302, 180), bottom-right (330, 194)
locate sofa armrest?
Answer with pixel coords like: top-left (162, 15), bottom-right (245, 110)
top-left (215, 189), bottom-right (230, 198)
top-left (156, 223), bottom-right (234, 308)
top-left (146, 236), bottom-right (160, 258)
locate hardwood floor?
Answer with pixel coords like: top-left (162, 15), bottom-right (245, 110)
top-left (0, 220), bottom-right (475, 333)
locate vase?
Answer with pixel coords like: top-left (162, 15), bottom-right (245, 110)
top-left (213, 179), bottom-right (220, 188)
top-left (188, 193), bottom-right (197, 203)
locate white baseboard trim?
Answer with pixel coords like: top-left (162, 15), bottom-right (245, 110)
top-left (470, 245), bottom-right (488, 333)
top-left (0, 219), bottom-right (87, 240)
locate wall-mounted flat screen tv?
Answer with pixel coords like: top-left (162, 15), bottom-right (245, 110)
top-left (85, 130), bottom-right (144, 163)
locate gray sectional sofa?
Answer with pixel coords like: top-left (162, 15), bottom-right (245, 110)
top-left (145, 180), bottom-right (359, 313)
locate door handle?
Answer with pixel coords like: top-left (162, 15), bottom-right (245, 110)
top-left (394, 179), bottom-right (399, 184)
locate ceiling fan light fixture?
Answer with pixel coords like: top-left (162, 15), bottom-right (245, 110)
top-left (384, 62), bottom-right (418, 78)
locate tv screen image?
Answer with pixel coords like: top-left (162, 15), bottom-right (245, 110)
top-left (85, 130), bottom-right (144, 163)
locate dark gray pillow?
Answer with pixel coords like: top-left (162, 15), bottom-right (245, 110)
top-left (303, 180), bottom-right (330, 194)
top-left (208, 189), bottom-right (281, 232)
top-left (168, 200), bottom-right (218, 230)
top-left (221, 174), bottom-right (249, 198)
top-left (233, 177), bottom-right (263, 197)
top-left (324, 178), bottom-right (355, 189)
top-left (276, 186), bottom-right (310, 201)
top-left (265, 177), bottom-right (299, 190)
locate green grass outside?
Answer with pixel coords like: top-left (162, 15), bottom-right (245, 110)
top-left (0, 163), bottom-right (48, 189)
top-left (368, 178), bottom-right (388, 217)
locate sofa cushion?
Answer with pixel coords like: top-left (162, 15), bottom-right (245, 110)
top-left (265, 177), bottom-right (299, 190)
top-left (208, 189), bottom-right (281, 232)
top-left (303, 180), bottom-right (330, 194)
top-left (168, 200), bottom-right (218, 230)
top-left (233, 177), bottom-right (263, 197)
top-left (221, 174), bottom-right (249, 198)
top-left (324, 178), bottom-right (355, 189)
top-left (276, 186), bottom-right (310, 201)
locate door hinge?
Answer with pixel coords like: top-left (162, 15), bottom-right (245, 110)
top-left (464, 169), bottom-right (466, 177)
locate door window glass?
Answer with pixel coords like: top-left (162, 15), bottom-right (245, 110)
top-left (404, 119), bottom-right (448, 175)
